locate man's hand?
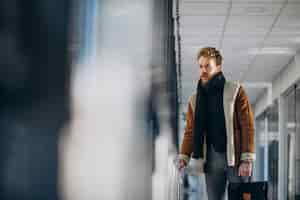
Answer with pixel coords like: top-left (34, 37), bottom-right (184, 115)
top-left (239, 161), bottom-right (252, 177)
top-left (178, 159), bottom-right (187, 171)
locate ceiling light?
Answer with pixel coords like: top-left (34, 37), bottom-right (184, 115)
top-left (245, 7), bottom-right (266, 14)
top-left (286, 122), bottom-right (296, 129)
top-left (248, 47), bottom-right (296, 55)
top-left (291, 37), bottom-right (300, 43)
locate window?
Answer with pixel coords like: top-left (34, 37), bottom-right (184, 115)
top-left (284, 84), bottom-right (300, 200)
top-left (267, 101), bottom-right (279, 200)
top-left (254, 101), bottom-right (279, 199)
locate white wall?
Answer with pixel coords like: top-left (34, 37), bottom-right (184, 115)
top-left (254, 51), bottom-right (300, 117)
top-left (253, 51), bottom-right (300, 200)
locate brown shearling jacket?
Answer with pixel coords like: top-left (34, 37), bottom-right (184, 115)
top-left (180, 82), bottom-right (255, 167)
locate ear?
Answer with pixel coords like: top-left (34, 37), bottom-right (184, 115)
top-left (208, 58), bottom-right (217, 68)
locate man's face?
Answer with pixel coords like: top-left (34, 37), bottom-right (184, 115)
top-left (198, 56), bottom-right (221, 84)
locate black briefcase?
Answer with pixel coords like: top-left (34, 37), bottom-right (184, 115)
top-left (228, 181), bottom-right (268, 200)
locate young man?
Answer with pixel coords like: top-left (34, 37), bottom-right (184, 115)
top-left (178, 47), bottom-right (255, 200)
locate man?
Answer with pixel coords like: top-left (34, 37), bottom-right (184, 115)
top-left (178, 47), bottom-right (255, 200)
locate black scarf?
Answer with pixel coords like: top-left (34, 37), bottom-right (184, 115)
top-left (192, 72), bottom-right (226, 159)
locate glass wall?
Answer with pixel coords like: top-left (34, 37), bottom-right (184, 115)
top-left (255, 114), bottom-right (267, 181)
top-left (255, 101), bottom-right (279, 199)
top-left (296, 85), bottom-right (300, 200)
top-left (284, 83), bottom-right (300, 200)
top-left (267, 101), bottom-right (279, 200)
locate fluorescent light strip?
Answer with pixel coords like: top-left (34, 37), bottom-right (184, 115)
top-left (248, 47), bottom-right (296, 55)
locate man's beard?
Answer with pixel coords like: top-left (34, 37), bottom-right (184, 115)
top-left (200, 75), bottom-right (209, 85)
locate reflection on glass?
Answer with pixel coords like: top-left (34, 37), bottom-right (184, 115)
top-left (285, 84), bottom-right (300, 200)
top-left (267, 101), bottom-right (279, 200)
top-left (296, 86), bottom-right (300, 200)
top-left (255, 114), bottom-right (267, 181)
top-left (286, 88), bottom-right (295, 200)
top-left (254, 101), bottom-right (279, 199)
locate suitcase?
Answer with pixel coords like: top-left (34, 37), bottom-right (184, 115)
top-left (173, 157), bottom-right (207, 200)
top-left (228, 181), bottom-right (268, 200)
top-left (173, 157), bottom-right (195, 200)
top-left (175, 165), bottom-right (187, 200)
top-left (171, 157), bottom-right (185, 200)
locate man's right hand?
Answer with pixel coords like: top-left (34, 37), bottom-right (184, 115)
top-left (178, 159), bottom-right (187, 171)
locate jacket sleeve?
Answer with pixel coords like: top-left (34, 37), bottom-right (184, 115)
top-left (179, 100), bottom-right (194, 163)
top-left (236, 86), bottom-right (256, 162)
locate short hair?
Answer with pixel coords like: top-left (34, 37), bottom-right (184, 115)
top-left (196, 47), bottom-right (223, 66)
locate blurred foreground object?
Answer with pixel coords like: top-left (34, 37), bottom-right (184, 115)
top-left (0, 0), bottom-right (71, 200)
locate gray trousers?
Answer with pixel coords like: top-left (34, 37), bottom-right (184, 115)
top-left (204, 145), bottom-right (250, 200)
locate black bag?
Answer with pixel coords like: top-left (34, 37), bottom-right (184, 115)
top-left (228, 181), bottom-right (268, 200)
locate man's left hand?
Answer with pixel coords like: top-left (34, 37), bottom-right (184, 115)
top-left (238, 161), bottom-right (252, 177)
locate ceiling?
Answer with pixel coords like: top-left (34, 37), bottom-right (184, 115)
top-left (175, 0), bottom-right (300, 111)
